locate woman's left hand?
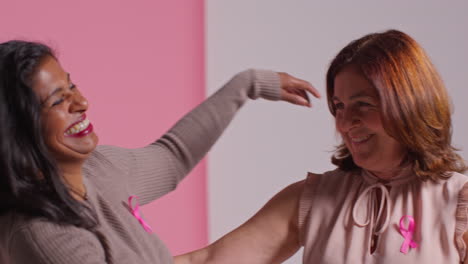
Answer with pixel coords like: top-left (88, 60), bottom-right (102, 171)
top-left (278, 72), bottom-right (321, 107)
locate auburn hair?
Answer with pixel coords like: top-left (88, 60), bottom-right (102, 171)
top-left (326, 29), bottom-right (466, 180)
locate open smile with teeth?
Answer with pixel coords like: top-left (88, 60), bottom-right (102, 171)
top-left (65, 119), bottom-right (90, 135)
top-left (350, 134), bottom-right (373, 143)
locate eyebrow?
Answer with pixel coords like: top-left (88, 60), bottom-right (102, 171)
top-left (332, 90), bottom-right (376, 101)
top-left (42, 73), bottom-right (71, 103)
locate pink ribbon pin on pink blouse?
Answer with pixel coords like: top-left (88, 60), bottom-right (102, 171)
top-left (128, 195), bottom-right (153, 233)
top-left (399, 215), bottom-right (418, 254)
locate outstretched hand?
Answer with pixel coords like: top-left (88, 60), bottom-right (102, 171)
top-left (278, 72), bottom-right (321, 107)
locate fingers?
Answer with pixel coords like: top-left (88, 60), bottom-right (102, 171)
top-left (297, 89), bottom-right (310, 104)
top-left (289, 88), bottom-right (311, 104)
top-left (289, 76), bottom-right (321, 99)
top-left (278, 72), bottom-right (321, 98)
top-left (278, 72), bottom-right (321, 108)
top-left (281, 91), bottom-right (311, 107)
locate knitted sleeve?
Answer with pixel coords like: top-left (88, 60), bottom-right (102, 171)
top-left (455, 181), bottom-right (468, 261)
top-left (94, 69), bottom-right (281, 205)
top-left (9, 223), bottom-right (106, 264)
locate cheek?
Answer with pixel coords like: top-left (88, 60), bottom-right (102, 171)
top-left (41, 111), bottom-right (67, 141)
top-left (361, 110), bottom-right (383, 131)
top-left (386, 136), bottom-right (404, 152)
top-left (42, 122), bottom-right (59, 149)
top-left (335, 117), bottom-right (350, 147)
top-left (334, 113), bottom-right (345, 133)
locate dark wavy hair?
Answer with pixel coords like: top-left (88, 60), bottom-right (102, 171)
top-left (0, 40), bottom-right (97, 228)
top-left (326, 30), bottom-right (467, 180)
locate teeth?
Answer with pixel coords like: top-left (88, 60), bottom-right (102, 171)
top-left (351, 135), bottom-right (371, 143)
top-left (66, 119), bottom-right (90, 135)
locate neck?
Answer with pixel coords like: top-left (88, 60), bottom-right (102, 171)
top-left (368, 167), bottom-right (402, 180)
top-left (367, 161), bottom-right (410, 180)
top-left (58, 162), bottom-right (87, 201)
top-left (365, 155), bottom-right (409, 180)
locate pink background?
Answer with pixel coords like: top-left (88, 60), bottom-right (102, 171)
top-left (1, 0), bottom-right (207, 255)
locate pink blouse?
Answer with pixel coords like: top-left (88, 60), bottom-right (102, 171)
top-left (299, 168), bottom-right (468, 263)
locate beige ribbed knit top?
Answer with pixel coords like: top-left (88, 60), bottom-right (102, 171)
top-left (0, 69), bottom-right (281, 264)
top-left (299, 168), bottom-right (468, 263)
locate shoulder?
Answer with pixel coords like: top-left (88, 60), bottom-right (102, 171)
top-left (241, 179), bottom-right (305, 238)
top-left (452, 172), bottom-right (468, 262)
top-left (85, 145), bottom-right (124, 167)
top-left (452, 172), bottom-right (468, 198)
top-left (259, 180), bottom-right (306, 214)
top-left (8, 218), bottom-right (106, 264)
top-left (298, 169), bottom-right (354, 219)
top-left (451, 172), bottom-right (468, 193)
top-left (429, 171), bottom-right (468, 195)
top-left (84, 145), bottom-right (131, 181)
top-left (449, 171), bottom-right (468, 182)
top-left (299, 169), bottom-right (348, 211)
top-left (306, 168), bottom-right (349, 179)
top-left (83, 145), bottom-right (112, 171)
top-left (304, 168), bottom-right (353, 190)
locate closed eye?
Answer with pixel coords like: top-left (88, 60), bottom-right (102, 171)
top-left (51, 83), bottom-right (77, 107)
top-left (52, 97), bottom-right (65, 106)
top-left (358, 101), bottom-right (371, 106)
top-left (357, 101), bottom-right (375, 108)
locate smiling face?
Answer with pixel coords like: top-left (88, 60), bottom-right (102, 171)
top-left (333, 65), bottom-right (405, 178)
top-left (31, 56), bottom-right (98, 164)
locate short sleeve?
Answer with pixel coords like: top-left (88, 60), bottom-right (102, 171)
top-left (298, 172), bottom-right (321, 245)
top-left (455, 181), bottom-right (468, 261)
top-left (9, 223), bottom-right (107, 264)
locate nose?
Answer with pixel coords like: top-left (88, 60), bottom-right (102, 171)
top-left (337, 106), bottom-right (361, 133)
top-left (69, 91), bottom-right (88, 114)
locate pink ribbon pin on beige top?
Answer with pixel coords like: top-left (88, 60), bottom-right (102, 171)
top-left (399, 215), bottom-right (418, 254)
top-left (128, 195), bottom-right (153, 233)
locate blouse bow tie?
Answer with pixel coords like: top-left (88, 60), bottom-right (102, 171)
top-left (352, 182), bottom-right (392, 235)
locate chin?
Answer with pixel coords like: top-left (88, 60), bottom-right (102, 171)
top-left (62, 133), bottom-right (99, 158)
top-left (351, 154), bottom-right (372, 170)
top-left (77, 135), bottom-right (99, 155)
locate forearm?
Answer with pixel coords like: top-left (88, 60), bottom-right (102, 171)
top-left (175, 229), bottom-right (300, 264)
top-left (174, 248), bottom-right (210, 264)
top-left (174, 181), bottom-right (304, 264)
top-left (155, 69), bottom-right (281, 181)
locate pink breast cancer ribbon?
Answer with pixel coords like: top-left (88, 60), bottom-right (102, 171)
top-left (128, 195), bottom-right (153, 233)
top-left (399, 215), bottom-right (418, 254)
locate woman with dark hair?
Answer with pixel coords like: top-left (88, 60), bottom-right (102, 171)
top-left (0, 40), bottom-right (319, 263)
top-left (176, 30), bottom-right (468, 263)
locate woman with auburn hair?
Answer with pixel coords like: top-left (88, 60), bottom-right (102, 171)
top-left (176, 30), bottom-right (468, 263)
top-left (0, 40), bottom-right (319, 263)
